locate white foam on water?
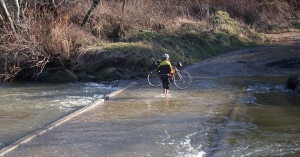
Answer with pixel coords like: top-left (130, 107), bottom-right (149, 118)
top-left (159, 130), bottom-right (206, 157)
top-left (246, 83), bottom-right (293, 94)
top-left (155, 94), bottom-right (173, 98)
top-left (0, 82), bottom-right (118, 149)
top-left (243, 83), bottom-right (296, 106)
top-left (179, 132), bottom-right (206, 157)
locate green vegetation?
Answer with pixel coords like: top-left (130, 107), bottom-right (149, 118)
top-left (0, 0), bottom-right (299, 82)
top-left (103, 11), bottom-right (264, 65)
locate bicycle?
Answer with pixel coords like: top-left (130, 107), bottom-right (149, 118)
top-left (147, 57), bottom-right (192, 90)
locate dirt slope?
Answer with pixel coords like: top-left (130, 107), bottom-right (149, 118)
top-left (185, 33), bottom-right (300, 78)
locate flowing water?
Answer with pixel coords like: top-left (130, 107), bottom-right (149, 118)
top-left (1, 76), bottom-right (300, 156)
top-left (0, 82), bottom-right (117, 149)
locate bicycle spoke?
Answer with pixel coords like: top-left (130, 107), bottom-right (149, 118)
top-left (174, 70), bottom-right (192, 89)
top-left (148, 70), bottom-right (162, 87)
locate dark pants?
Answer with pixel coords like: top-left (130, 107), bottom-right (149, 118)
top-left (160, 75), bottom-right (169, 90)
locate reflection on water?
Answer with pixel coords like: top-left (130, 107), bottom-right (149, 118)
top-left (0, 82), bottom-right (117, 149)
top-left (1, 77), bottom-right (300, 156)
top-left (239, 89), bottom-right (300, 156)
top-left (214, 80), bottom-right (300, 156)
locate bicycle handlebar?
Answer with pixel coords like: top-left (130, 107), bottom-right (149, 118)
top-left (151, 56), bottom-right (161, 66)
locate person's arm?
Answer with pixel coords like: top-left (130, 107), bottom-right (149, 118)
top-left (169, 60), bottom-right (173, 69)
top-left (157, 63), bottom-right (161, 73)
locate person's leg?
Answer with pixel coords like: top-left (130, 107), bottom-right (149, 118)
top-left (161, 76), bottom-right (167, 95)
top-left (161, 76), bottom-right (169, 97)
top-left (165, 79), bottom-right (169, 97)
top-left (163, 84), bottom-right (167, 97)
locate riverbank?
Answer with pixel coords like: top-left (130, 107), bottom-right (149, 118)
top-left (185, 33), bottom-right (300, 78)
top-left (1, 1), bottom-right (300, 83)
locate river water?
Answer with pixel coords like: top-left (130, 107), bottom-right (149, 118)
top-left (1, 76), bottom-right (300, 156)
top-left (0, 82), bottom-right (118, 149)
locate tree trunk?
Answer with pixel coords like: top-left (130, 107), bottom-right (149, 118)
top-left (206, 0), bottom-right (210, 20)
top-left (12, 0), bottom-right (21, 27)
top-left (0, 0), bottom-right (17, 35)
top-left (0, 14), bottom-right (4, 26)
top-left (122, 0), bottom-right (125, 14)
top-left (81, 0), bottom-right (101, 27)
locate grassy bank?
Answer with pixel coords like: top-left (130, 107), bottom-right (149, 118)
top-left (76, 11), bottom-right (270, 78)
top-left (0, 0), bottom-right (299, 82)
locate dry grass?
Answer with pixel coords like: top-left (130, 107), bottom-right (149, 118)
top-left (43, 24), bottom-right (95, 59)
top-left (74, 42), bottom-right (152, 72)
top-left (0, 0), bottom-right (299, 82)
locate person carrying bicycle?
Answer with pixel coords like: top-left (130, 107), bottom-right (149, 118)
top-left (157, 54), bottom-right (173, 97)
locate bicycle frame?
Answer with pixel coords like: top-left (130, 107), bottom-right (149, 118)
top-left (148, 56), bottom-right (192, 89)
top-left (173, 67), bottom-right (185, 83)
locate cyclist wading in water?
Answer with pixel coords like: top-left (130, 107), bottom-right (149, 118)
top-left (157, 54), bottom-right (173, 98)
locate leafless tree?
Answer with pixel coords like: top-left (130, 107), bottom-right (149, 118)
top-left (0, 0), bottom-right (17, 34)
top-left (81, 0), bottom-right (127, 26)
top-left (206, 0), bottom-right (210, 19)
top-left (12, 0), bottom-right (21, 26)
top-left (0, 13), bottom-right (4, 26)
top-left (81, 0), bottom-right (101, 26)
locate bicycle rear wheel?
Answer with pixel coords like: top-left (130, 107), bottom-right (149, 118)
top-left (174, 70), bottom-right (192, 89)
top-left (147, 70), bottom-right (162, 87)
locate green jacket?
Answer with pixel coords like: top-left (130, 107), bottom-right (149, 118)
top-left (157, 59), bottom-right (172, 75)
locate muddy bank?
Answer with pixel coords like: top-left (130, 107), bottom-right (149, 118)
top-left (185, 33), bottom-right (300, 78)
top-left (184, 33), bottom-right (300, 92)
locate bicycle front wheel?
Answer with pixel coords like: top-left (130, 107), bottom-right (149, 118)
top-left (174, 70), bottom-right (192, 90)
top-left (147, 70), bottom-right (162, 87)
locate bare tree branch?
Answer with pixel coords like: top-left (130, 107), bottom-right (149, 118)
top-left (0, 0), bottom-right (17, 35)
top-left (81, 0), bottom-right (101, 27)
top-left (122, 0), bottom-right (125, 15)
top-left (0, 14), bottom-right (4, 26)
top-left (49, 0), bottom-right (59, 18)
top-left (13, 0), bottom-right (21, 27)
top-left (31, 55), bottom-right (50, 80)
